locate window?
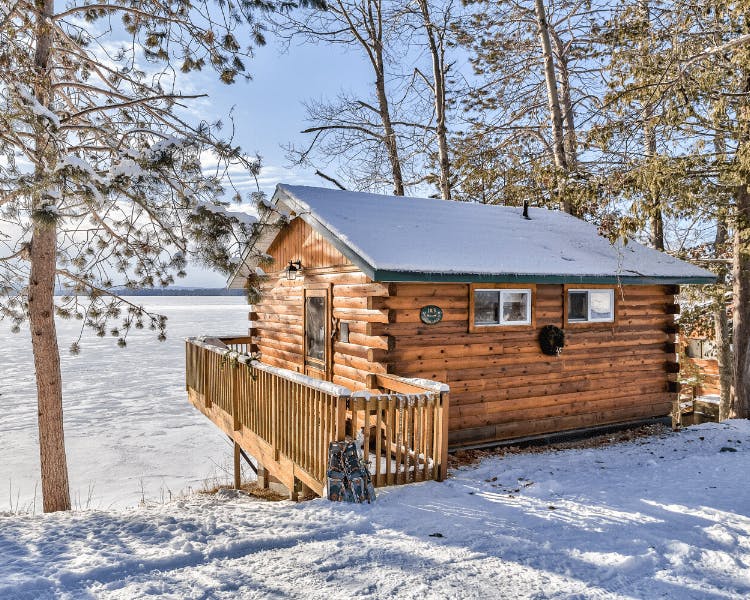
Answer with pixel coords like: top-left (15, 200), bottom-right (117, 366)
top-left (305, 295), bottom-right (326, 363)
top-left (567, 289), bottom-right (614, 323)
top-left (473, 289), bottom-right (531, 326)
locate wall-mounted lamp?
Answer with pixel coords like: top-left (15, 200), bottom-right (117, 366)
top-left (286, 259), bottom-right (302, 281)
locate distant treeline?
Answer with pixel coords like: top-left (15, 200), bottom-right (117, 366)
top-left (53, 288), bottom-right (245, 297)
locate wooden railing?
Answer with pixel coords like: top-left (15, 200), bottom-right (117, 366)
top-left (185, 336), bottom-right (449, 498)
top-left (351, 373), bottom-right (449, 485)
top-left (186, 336), bottom-right (348, 496)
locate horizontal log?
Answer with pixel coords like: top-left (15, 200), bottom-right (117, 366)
top-left (377, 296), bottom-right (470, 310)
top-left (449, 398), bottom-right (673, 446)
top-left (333, 282), bottom-right (394, 297)
top-left (388, 345), bottom-right (662, 374)
top-left (333, 362), bottom-right (373, 384)
top-left (446, 368), bottom-right (670, 396)
top-left (333, 352), bottom-right (388, 374)
top-left (452, 381), bottom-right (669, 425)
top-left (333, 307), bottom-right (392, 323)
top-left (257, 336), bottom-right (303, 356)
top-left (390, 308), bottom-right (468, 324)
top-left (347, 332), bottom-right (393, 351)
top-left (366, 321), bottom-right (469, 337)
top-left (301, 271), bottom-right (370, 285)
top-left (256, 345), bottom-right (303, 368)
top-left (456, 394), bottom-right (673, 434)
top-left (334, 296), bottom-right (370, 310)
top-left (454, 374), bottom-right (669, 409)
top-left (333, 341), bottom-right (370, 360)
top-left (394, 283), bottom-right (469, 297)
top-left (386, 323), bottom-right (672, 349)
top-left (332, 373), bottom-right (366, 391)
top-left (253, 321), bottom-right (304, 336)
top-left (256, 312), bottom-right (300, 325)
top-left (253, 304), bottom-right (301, 316)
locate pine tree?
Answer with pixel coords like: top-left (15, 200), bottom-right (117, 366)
top-left (0, 0), bottom-right (299, 512)
top-left (593, 0), bottom-right (749, 418)
top-left (456, 0), bottom-right (601, 213)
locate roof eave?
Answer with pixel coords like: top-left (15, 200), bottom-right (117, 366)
top-left (370, 269), bottom-right (717, 285)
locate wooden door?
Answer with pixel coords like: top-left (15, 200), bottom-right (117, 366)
top-left (303, 286), bottom-right (331, 380)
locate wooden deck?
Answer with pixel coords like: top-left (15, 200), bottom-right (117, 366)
top-left (185, 336), bottom-right (450, 498)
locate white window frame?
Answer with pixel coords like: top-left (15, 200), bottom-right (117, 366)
top-left (567, 288), bottom-right (615, 323)
top-left (474, 288), bottom-right (532, 326)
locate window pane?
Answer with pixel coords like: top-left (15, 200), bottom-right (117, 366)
top-left (568, 291), bottom-right (587, 321)
top-left (305, 296), bottom-right (325, 362)
top-left (589, 291), bottom-right (613, 320)
top-left (502, 292), bottom-right (529, 323)
top-left (474, 291), bottom-right (500, 324)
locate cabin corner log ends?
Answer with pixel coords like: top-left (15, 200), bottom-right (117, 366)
top-left (185, 337), bottom-right (450, 498)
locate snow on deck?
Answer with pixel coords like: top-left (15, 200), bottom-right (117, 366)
top-left (2, 421), bottom-right (749, 599)
top-left (277, 184), bottom-right (715, 281)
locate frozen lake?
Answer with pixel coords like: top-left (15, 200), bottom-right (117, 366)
top-left (0, 296), bottom-right (251, 512)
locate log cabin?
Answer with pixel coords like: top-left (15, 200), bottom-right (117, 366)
top-left (185, 184), bottom-right (715, 498)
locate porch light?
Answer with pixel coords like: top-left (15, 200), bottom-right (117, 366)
top-left (286, 260), bottom-right (302, 280)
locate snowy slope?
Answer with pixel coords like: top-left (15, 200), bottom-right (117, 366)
top-left (0, 297), bottom-right (251, 512)
top-left (275, 184), bottom-right (715, 282)
top-left (2, 421), bottom-right (749, 599)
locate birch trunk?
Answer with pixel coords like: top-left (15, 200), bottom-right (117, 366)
top-left (30, 0), bottom-right (71, 512)
top-left (533, 0), bottom-right (571, 214)
top-left (550, 30), bottom-right (577, 175)
top-left (417, 0), bottom-right (451, 200)
top-left (643, 120), bottom-right (664, 250)
top-left (714, 128), bottom-right (733, 419)
top-left (640, 0), bottom-right (664, 250)
top-left (731, 182), bottom-right (750, 418)
top-left (369, 1), bottom-right (404, 196)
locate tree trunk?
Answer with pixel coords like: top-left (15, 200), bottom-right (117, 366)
top-left (31, 0), bottom-right (71, 513)
top-left (714, 132), bottom-right (733, 419)
top-left (640, 1), bottom-right (664, 251)
top-left (644, 120), bottom-right (665, 250)
top-left (417, 0), bottom-right (451, 200)
top-left (716, 295), bottom-right (733, 420)
top-left (713, 213), bottom-right (732, 419)
top-left (533, 0), bottom-right (571, 214)
top-left (368, 0), bottom-right (404, 196)
top-left (550, 30), bottom-right (578, 175)
top-left (731, 183), bottom-right (750, 418)
top-left (29, 222), bottom-right (71, 512)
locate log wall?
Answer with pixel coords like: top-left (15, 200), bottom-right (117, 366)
top-left (253, 218), bottom-right (387, 390)
top-left (378, 283), bottom-right (679, 446)
top-left (252, 217), bottom-right (680, 448)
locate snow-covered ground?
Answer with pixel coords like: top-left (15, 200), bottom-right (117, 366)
top-left (0, 296), bottom-right (250, 512)
top-left (2, 421), bottom-right (750, 599)
top-left (3, 296), bottom-right (750, 598)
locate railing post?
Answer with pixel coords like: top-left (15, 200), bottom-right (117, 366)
top-left (438, 390), bottom-right (450, 482)
top-left (335, 395), bottom-right (347, 441)
top-left (271, 374), bottom-right (279, 461)
top-left (202, 347), bottom-right (211, 409)
top-left (233, 441), bottom-right (242, 489)
top-left (232, 363), bottom-right (240, 431)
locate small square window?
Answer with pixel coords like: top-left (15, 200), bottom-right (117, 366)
top-left (567, 289), bottom-right (614, 323)
top-left (474, 290), bottom-right (500, 325)
top-left (474, 289), bottom-right (531, 326)
top-left (568, 291), bottom-right (587, 321)
top-left (502, 292), bottom-right (529, 323)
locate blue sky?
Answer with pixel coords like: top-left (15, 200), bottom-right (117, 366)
top-left (185, 36), bottom-right (375, 287)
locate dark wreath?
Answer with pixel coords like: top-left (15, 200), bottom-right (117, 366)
top-left (539, 325), bottom-right (565, 356)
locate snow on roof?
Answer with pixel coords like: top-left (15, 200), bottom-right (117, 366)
top-left (269, 184), bottom-right (714, 284)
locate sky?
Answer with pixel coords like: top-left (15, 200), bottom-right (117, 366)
top-left (183, 23), bottom-right (376, 287)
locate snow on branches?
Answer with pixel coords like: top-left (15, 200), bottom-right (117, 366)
top-left (0, 0), bottom-right (294, 351)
